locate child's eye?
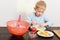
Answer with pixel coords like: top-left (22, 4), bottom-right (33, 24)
top-left (38, 11), bottom-right (41, 12)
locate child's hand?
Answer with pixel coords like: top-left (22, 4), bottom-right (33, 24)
top-left (39, 23), bottom-right (48, 27)
top-left (31, 21), bottom-right (37, 25)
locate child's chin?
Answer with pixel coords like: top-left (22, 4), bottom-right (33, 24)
top-left (36, 15), bottom-right (41, 17)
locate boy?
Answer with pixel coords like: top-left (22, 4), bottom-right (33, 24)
top-left (26, 1), bottom-right (52, 27)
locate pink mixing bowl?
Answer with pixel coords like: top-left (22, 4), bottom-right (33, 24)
top-left (7, 20), bottom-right (30, 36)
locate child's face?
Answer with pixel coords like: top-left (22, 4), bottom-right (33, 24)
top-left (34, 7), bottom-right (45, 17)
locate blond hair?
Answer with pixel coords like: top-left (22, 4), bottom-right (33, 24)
top-left (35, 1), bottom-right (46, 9)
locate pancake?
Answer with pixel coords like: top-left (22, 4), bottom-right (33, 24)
top-left (39, 31), bottom-right (50, 36)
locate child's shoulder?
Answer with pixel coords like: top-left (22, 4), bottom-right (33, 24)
top-left (42, 14), bottom-right (49, 19)
top-left (41, 14), bottom-right (46, 17)
top-left (41, 14), bottom-right (48, 18)
top-left (28, 12), bottom-right (35, 16)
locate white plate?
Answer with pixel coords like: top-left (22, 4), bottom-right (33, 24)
top-left (37, 31), bottom-right (54, 37)
top-left (36, 26), bottom-right (46, 31)
top-left (31, 25), bottom-right (46, 31)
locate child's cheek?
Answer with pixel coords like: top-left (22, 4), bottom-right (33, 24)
top-left (40, 13), bottom-right (43, 15)
top-left (36, 13), bottom-right (40, 16)
top-left (37, 12), bottom-right (43, 16)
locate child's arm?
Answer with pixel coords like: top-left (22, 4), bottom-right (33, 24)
top-left (43, 16), bottom-right (53, 27)
top-left (26, 14), bottom-right (37, 25)
top-left (26, 16), bottom-right (37, 25)
top-left (39, 16), bottom-right (53, 27)
top-left (26, 15), bottom-right (32, 24)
